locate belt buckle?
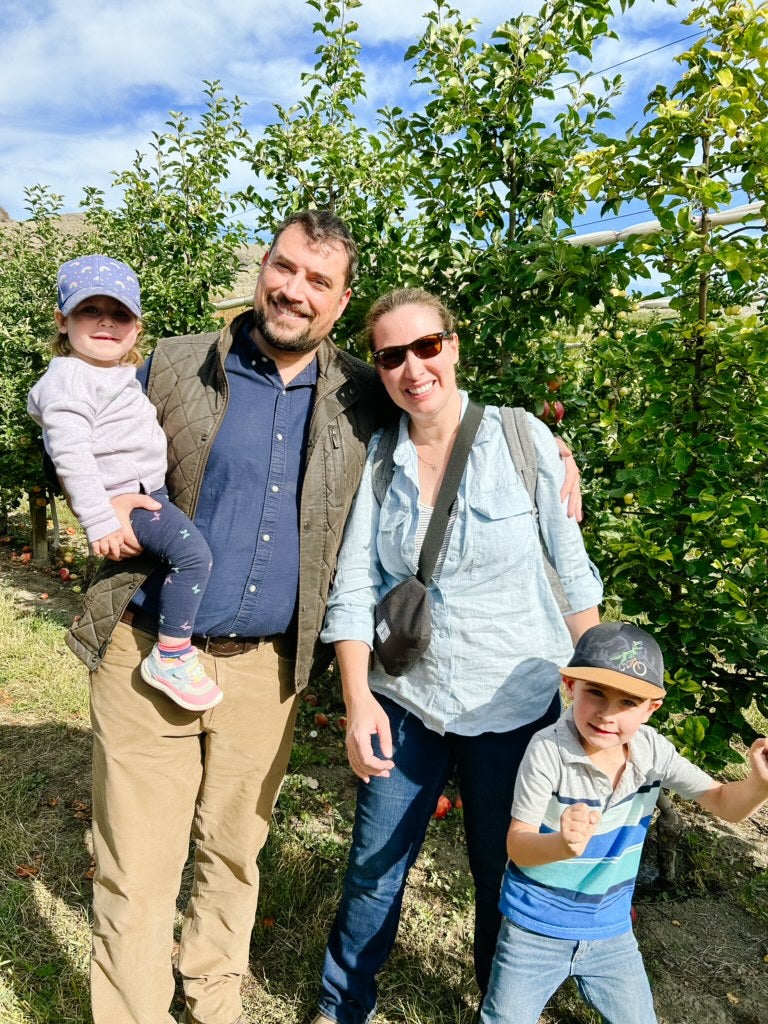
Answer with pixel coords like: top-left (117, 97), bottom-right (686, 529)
top-left (199, 636), bottom-right (264, 657)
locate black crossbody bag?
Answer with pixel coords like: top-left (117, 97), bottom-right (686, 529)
top-left (373, 401), bottom-right (484, 676)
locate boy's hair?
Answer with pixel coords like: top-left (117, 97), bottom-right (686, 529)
top-left (560, 622), bottom-right (666, 701)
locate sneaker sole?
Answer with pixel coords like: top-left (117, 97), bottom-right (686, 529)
top-left (140, 661), bottom-right (224, 712)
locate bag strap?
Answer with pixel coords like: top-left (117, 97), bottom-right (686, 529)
top-left (373, 403), bottom-right (571, 609)
top-left (500, 407), bottom-right (572, 614)
top-left (417, 400), bottom-right (484, 585)
top-left (372, 423), bottom-right (399, 507)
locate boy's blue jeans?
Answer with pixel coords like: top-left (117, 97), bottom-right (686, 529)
top-left (479, 918), bottom-right (658, 1024)
top-left (317, 691), bottom-right (560, 1024)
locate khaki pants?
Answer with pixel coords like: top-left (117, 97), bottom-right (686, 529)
top-left (90, 622), bottom-right (299, 1024)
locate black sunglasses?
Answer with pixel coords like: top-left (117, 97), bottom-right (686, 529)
top-left (371, 331), bottom-right (452, 371)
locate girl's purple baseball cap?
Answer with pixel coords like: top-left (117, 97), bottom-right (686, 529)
top-left (57, 255), bottom-right (142, 318)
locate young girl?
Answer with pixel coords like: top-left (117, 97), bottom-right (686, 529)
top-left (28, 255), bottom-right (222, 712)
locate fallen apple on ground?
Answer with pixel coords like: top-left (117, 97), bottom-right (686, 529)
top-left (433, 794), bottom-right (452, 819)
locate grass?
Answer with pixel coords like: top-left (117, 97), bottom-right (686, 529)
top-left (1, 577), bottom-right (767, 1024)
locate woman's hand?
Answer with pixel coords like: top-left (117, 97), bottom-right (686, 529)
top-left (335, 640), bottom-right (396, 783)
top-left (345, 690), bottom-right (396, 783)
top-left (554, 437), bottom-right (582, 521)
top-left (107, 493), bottom-right (162, 559)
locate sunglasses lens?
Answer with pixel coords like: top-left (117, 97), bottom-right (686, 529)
top-left (374, 333), bottom-right (447, 370)
top-left (412, 336), bottom-right (443, 360)
top-left (376, 349), bottom-right (405, 370)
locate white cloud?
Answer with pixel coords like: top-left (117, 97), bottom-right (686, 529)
top-left (1, 0), bottom-right (698, 219)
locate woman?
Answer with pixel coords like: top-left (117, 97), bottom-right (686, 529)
top-left (312, 289), bottom-right (602, 1024)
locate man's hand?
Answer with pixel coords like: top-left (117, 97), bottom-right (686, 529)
top-left (560, 802), bottom-right (601, 857)
top-left (107, 493), bottom-right (162, 559)
top-left (554, 437), bottom-right (582, 522)
top-left (345, 691), bottom-right (396, 783)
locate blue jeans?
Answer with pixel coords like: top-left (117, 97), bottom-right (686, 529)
top-left (479, 918), bottom-right (658, 1024)
top-left (317, 692), bottom-right (560, 1024)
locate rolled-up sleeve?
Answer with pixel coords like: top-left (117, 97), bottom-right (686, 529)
top-left (529, 415), bottom-right (603, 615)
top-left (321, 433), bottom-right (384, 648)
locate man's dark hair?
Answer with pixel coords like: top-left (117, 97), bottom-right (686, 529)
top-left (271, 210), bottom-right (359, 288)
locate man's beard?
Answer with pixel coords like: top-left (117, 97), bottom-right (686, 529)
top-left (251, 303), bottom-right (321, 354)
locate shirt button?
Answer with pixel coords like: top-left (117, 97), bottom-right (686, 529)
top-left (276, 433), bottom-right (283, 441)
top-left (249, 585), bottom-right (256, 593)
top-left (229, 632), bottom-right (237, 638)
top-left (271, 485), bottom-right (279, 492)
top-left (262, 534), bottom-right (270, 542)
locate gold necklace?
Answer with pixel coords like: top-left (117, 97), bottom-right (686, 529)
top-left (417, 452), bottom-right (439, 472)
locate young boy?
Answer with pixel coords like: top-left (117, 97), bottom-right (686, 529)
top-left (480, 621), bottom-right (768, 1024)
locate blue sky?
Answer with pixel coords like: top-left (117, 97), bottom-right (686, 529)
top-left (2, 0), bottom-right (698, 235)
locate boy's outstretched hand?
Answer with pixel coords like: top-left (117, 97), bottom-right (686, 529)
top-left (560, 802), bottom-right (601, 858)
top-left (749, 738), bottom-right (768, 784)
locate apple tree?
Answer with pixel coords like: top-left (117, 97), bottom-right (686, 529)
top-left (0, 187), bottom-right (96, 537)
top-left (1, 83), bottom-right (252, 543)
top-left (82, 80), bottom-right (250, 340)
top-left (575, 0), bottom-right (768, 768)
top-left (388, 0), bottom-right (639, 410)
top-left (242, 0), bottom-right (415, 336)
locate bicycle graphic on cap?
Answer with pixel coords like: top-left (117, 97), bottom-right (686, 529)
top-left (612, 641), bottom-right (648, 677)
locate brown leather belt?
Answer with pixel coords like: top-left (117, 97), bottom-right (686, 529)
top-left (119, 606), bottom-right (293, 659)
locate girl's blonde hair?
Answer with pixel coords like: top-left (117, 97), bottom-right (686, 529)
top-left (363, 288), bottom-right (455, 353)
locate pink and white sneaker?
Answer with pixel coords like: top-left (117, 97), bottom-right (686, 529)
top-left (140, 644), bottom-right (223, 711)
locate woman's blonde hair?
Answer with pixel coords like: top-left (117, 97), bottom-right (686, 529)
top-left (51, 323), bottom-right (145, 367)
top-left (363, 288), bottom-right (455, 353)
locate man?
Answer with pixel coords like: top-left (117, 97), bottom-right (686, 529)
top-left (69, 210), bottom-right (580, 1024)
top-left (69, 211), bottom-right (392, 1024)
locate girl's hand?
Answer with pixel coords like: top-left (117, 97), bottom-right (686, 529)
top-left (91, 529), bottom-right (125, 560)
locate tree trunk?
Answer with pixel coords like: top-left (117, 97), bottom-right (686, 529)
top-left (29, 493), bottom-right (48, 566)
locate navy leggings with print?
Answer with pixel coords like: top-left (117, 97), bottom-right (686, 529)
top-left (129, 487), bottom-right (212, 639)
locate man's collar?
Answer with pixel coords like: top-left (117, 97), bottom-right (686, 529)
top-left (237, 315), bottom-right (319, 385)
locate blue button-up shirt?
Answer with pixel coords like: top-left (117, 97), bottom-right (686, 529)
top-left (134, 319), bottom-right (316, 637)
top-left (321, 396), bottom-right (603, 736)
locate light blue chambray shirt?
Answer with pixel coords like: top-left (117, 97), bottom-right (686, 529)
top-left (321, 396), bottom-right (603, 736)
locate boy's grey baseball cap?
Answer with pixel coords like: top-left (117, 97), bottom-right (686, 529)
top-left (57, 255), bottom-right (142, 318)
top-left (559, 621), bottom-right (666, 700)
